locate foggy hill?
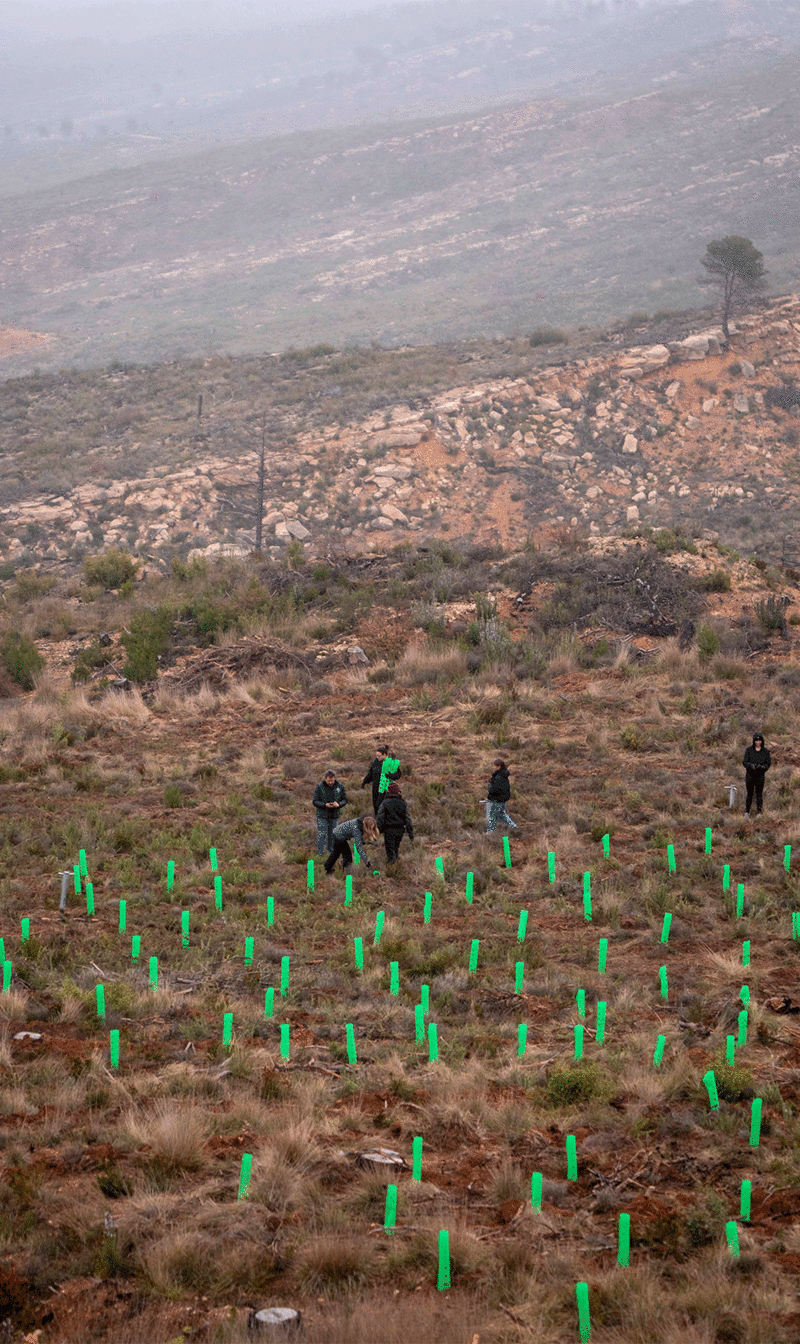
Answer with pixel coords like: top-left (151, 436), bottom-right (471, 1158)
top-left (0, 0), bottom-right (798, 374)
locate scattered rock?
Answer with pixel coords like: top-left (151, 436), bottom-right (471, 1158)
top-left (734, 394), bottom-right (750, 415)
top-left (368, 427), bottom-right (424, 448)
top-left (286, 520), bottom-right (311, 540)
top-left (622, 434), bottom-right (638, 454)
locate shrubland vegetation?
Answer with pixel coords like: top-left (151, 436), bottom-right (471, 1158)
top-left (0, 534), bottom-right (800, 1340)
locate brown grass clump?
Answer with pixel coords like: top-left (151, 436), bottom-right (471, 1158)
top-left (126, 1101), bottom-right (210, 1176)
top-left (294, 1234), bottom-right (376, 1296)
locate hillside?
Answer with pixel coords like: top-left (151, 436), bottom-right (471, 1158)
top-left (1, 3), bottom-right (799, 372)
top-left (1, 508), bottom-right (800, 1341)
top-left (1, 298), bottom-right (800, 574)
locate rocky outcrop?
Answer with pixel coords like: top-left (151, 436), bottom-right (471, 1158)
top-left (4, 297), bottom-right (800, 566)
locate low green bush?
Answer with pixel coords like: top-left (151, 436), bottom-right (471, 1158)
top-left (696, 624), bottom-right (720, 662)
top-left (84, 549), bottom-right (138, 590)
top-left (0, 631), bottom-right (45, 689)
top-left (546, 1062), bottom-right (607, 1107)
top-left (122, 606), bottom-right (172, 681)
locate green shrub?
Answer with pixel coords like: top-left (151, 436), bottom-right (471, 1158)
top-left (122, 606), bottom-right (172, 681)
top-left (84, 549), bottom-right (138, 590)
top-left (546, 1062), bottom-right (607, 1107)
top-left (14, 570), bottom-right (56, 602)
top-left (754, 595), bottom-right (787, 633)
top-left (713, 1060), bottom-right (755, 1102)
top-left (72, 641), bottom-right (113, 684)
top-left (0, 631), bottom-right (45, 689)
top-left (163, 783), bottom-right (183, 808)
top-left (684, 1192), bottom-right (726, 1249)
top-left (701, 568), bottom-right (731, 593)
top-left (696, 624), bottom-right (720, 662)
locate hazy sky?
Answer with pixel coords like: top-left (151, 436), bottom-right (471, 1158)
top-left (4, 0), bottom-right (420, 37)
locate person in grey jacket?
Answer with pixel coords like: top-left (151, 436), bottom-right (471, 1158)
top-left (324, 815), bottom-right (379, 874)
top-left (312, 770), bottom-right (347, 855)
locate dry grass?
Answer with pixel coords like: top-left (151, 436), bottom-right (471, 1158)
top-left (125, 1101), bottom-right (210, 1174)
top-left (0, 989), bottom-right (29, 1022)
top-left (2, 539), bottom-right (800, 1342)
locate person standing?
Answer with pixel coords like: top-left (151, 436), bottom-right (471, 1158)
top-left (743, 732), bottom-right (771, 817)
top-left (485, 758), bottom-right (517, 833)
top-left (312, 769), bottom-right (348, 856)
top-left (362, 745), bottom-right (401, 815)
top-left (376, 781), bottom-right (414, 864)
top-left (324, 815), bottom-right (379, 874)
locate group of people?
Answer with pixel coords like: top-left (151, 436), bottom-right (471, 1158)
top-left (309, 733), bottom-right (772, 876)
top-left (311, 748), bottom-right (519, 875)
top-left (312, 746), bottom-right (414, 874)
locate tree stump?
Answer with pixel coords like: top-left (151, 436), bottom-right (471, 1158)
top-left (354, 1148), bottom-right (406, 1176)
top-left (251, 1307), bottom-right (302, 1333)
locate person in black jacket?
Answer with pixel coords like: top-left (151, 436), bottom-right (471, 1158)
top-left (485, 758), bottom-right (517, 833)
top-left (312, 770), bottom-right (348, 855)
top-left (361, 745), bottom-right (401, 815)
top-left (376, 781), bottom-right (414, 863)
top-left (743, 732), bottom-right (771, 817)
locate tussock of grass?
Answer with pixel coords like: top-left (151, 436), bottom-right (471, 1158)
top-left (126, 1101), bottom-right (210, 1176)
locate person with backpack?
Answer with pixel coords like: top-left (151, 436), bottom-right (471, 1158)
top-left (324, 815), bottom-right (379, 874)
top-left (376, 781), bottom-right (414, 864)
top-left (312, 769), bottom-right (348, 856)
top-left (361, 745), bottom-right (401, 815)
top-left (485, 758), bottom-right (517, 833)
top-left (743, 732), bottom-right (771, 817)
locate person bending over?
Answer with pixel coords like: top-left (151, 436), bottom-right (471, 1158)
top-left (325, 815), bottom-right (379, 874)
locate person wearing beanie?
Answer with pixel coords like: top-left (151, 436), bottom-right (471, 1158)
top-left (485, 758), bottom-right (517, 833)
top-left (742, 732), bottom-right (771, 817)
top-left (361, 745), bottom-right (401, 815)
top-left (376, 780), bottom-right (415, 864)
top-left (312, 769), bottom-right (348, 856)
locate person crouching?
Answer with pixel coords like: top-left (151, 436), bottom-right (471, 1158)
top-left (324, 815), bottom-right (379, 874)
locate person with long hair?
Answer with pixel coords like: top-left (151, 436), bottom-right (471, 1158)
top-left (324, 814), bottom-right (379, 873)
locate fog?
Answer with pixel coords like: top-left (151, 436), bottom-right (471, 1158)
top-left (0, 0), bottom-right (797, 375)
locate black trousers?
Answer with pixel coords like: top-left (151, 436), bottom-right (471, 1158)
top-left (383, 829), bottom-right (404, 863)
top-left (745, 770), bottom-right (765, 813)
top-left (324, 838), bottom-right (353, 872)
